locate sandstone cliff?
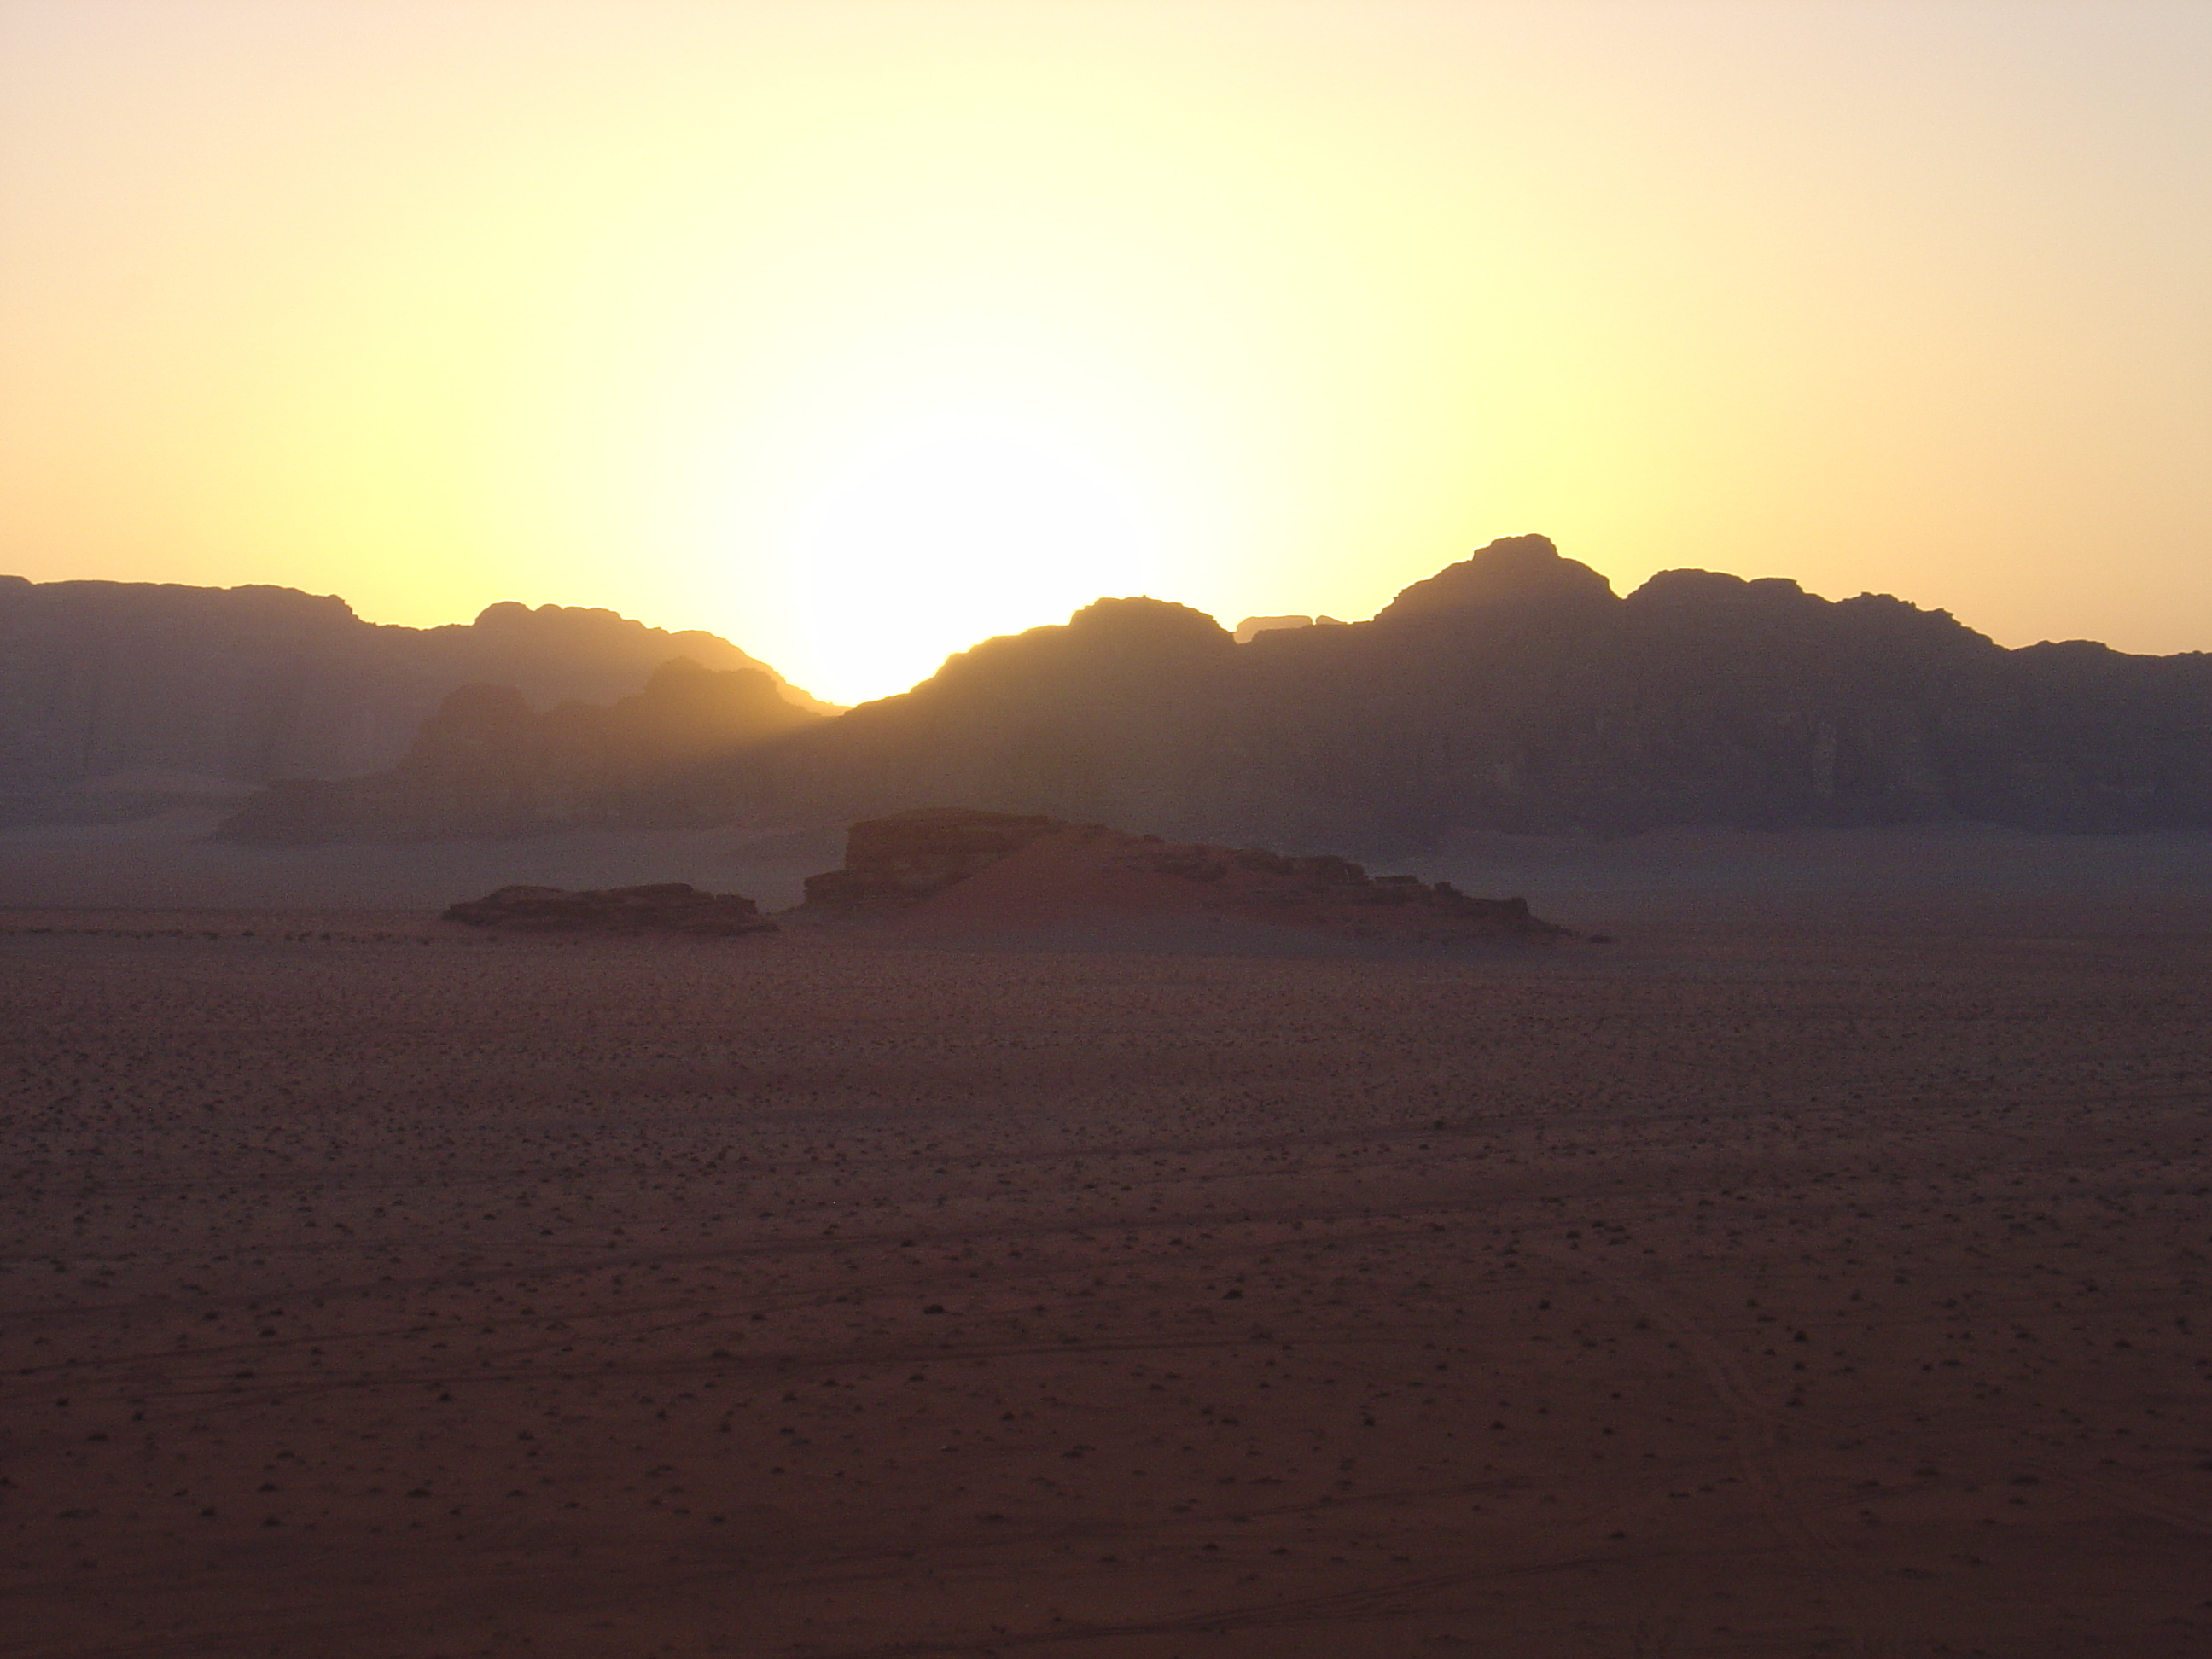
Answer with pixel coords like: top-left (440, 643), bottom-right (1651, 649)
top-left (204, 537), bottom-right (2212, 848)
top-left (719, 536), bottom-right (2212, 844)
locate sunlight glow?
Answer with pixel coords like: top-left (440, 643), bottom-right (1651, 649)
top-left (3, 2), bottom-right (2208, 695)
top-left (654, 309), bottom-right (1235, 704)
top-left (767, 400), bottom-right (1178, 703)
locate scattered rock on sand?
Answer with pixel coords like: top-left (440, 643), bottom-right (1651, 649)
top-left (442, 882), bottom-right (775, 934)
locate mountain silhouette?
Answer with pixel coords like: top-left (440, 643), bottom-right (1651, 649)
top-left (148, 536), bottom-right (2212, 847)
top-left (218, 657), bottom-right (819, 842)
top-left (713, 535), bottom-right (2212, 846)
top-left (0, 576), bottom-right (832, 824)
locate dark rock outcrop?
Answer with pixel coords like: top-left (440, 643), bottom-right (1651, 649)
top-left (442, 882), bottom-right (773, 934)
top-left (1111, 839), bottom-right (1563, 936)
top-left (1370, 533), bottom-right (1615, 623)
top-left (800, 808), bottom-right (1066, 910)
top-left (798, 807), bottom-right (1569, 940)
top-left (0, 575), bottom-right (831, 799)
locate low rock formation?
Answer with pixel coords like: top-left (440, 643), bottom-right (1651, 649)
top-left (800, 807), bottom-right (1568, 941)
top-left (442, 882), bottom-right (774, 935)
top-left (800, 808), bottom-right (1066, 909)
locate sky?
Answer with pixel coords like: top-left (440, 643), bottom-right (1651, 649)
top-left (2, 1), bottom-right (2208, 706)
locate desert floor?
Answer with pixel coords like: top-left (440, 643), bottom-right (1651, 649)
top-left (2, 836), bottom-right (2209, 1657)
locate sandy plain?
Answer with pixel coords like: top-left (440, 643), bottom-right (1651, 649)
top-left (3, 825), bottom-right (2209, 1658)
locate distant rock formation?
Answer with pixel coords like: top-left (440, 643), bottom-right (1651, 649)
top-left (719, 536), bottom-right (2212, 843)
top-left (1234, 614), bottom-right (1348, 643)
top-left (443, 882), bottom-right (774, 935)
top-left (1370, 532), bottom-right (1615, 622)
top-left (218, 657), bottom-right (818, 843)
top-left (0, 575), bottom-right (833, 802)
top-left (799, 806), bottom-right (1568, 940)
top-left (732, 595), bottom-right (1248, 842)
top-left (201, 533), bottom-right (2212, 848)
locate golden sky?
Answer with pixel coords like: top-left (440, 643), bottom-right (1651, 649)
top-left (3, 0), bottom-right (2207, 704)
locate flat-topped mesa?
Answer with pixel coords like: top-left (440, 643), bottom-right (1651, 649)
top-left (800, 806), bottom-right (1570, 940)
top-left (801, 807), bottom-right (1074, 911)
top-left (1116, 841), bottom-right (1558, 935)
top-left (442, 882), bottom-right (775, 935)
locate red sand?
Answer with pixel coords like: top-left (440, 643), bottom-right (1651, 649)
top-left (2, 892), bottom-right (2209, 1656)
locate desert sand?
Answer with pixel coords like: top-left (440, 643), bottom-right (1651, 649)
top-left (3, 826), bottom-right (2209, 1656)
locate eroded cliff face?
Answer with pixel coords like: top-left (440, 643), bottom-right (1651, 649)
top-left (0, 576), bottom-right (830, 795)
top-left (201, 536), bottom-right (2212, 847)
top-left (721, 537), bottom-right (2212, 845)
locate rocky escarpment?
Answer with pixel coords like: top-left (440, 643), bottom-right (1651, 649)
top-left (219, 657), bottom-right (816, 843)
top-left (195, 535), bottom-right (2212, 849)
top-left (720, 536), bottom-right (2212, 844)
top-left (0, 576), bottom-right (831, 805)
top-left (443, 882), bottom-right (773, 935)
top-left (800, 807), bottom-right (1568, 940)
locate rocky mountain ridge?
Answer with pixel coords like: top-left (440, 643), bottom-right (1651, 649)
top-left (75, 536), bottom-right (2212, 849)
top-left (218, 657), bottom-right (818, 842)
top-left (0, 576), bottom-right (832, 815)
top-left (711, 536), bottom-right (2212, 846)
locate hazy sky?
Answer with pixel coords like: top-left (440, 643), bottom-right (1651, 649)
top-left (3, 1), bottom-right (2207, 703)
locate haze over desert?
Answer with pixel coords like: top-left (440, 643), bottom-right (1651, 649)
top-left (6, 3), bottom-right (2210, 1653)
top-left (4, 828), bottom-right (2209, 1657)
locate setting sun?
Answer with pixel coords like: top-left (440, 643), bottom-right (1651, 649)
top-left (3, 1), bottom-right (2206, 701)
top-left (654, 309), bottom-right (1231, 701)
top-left (6, 11), bottom-right (2212, 1655)
top-left (759, 394), bottom-right (1186, 703)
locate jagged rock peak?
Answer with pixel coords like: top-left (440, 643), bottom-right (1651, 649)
top-left (1373, 534), bottom-right (1617, 624)
top-left (921, 595), bottom-right (1232, 694)
top-left (1627, 568), bottom-right (1812, 608)
top-left (1065, 595), bottom-right (1234, 645)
